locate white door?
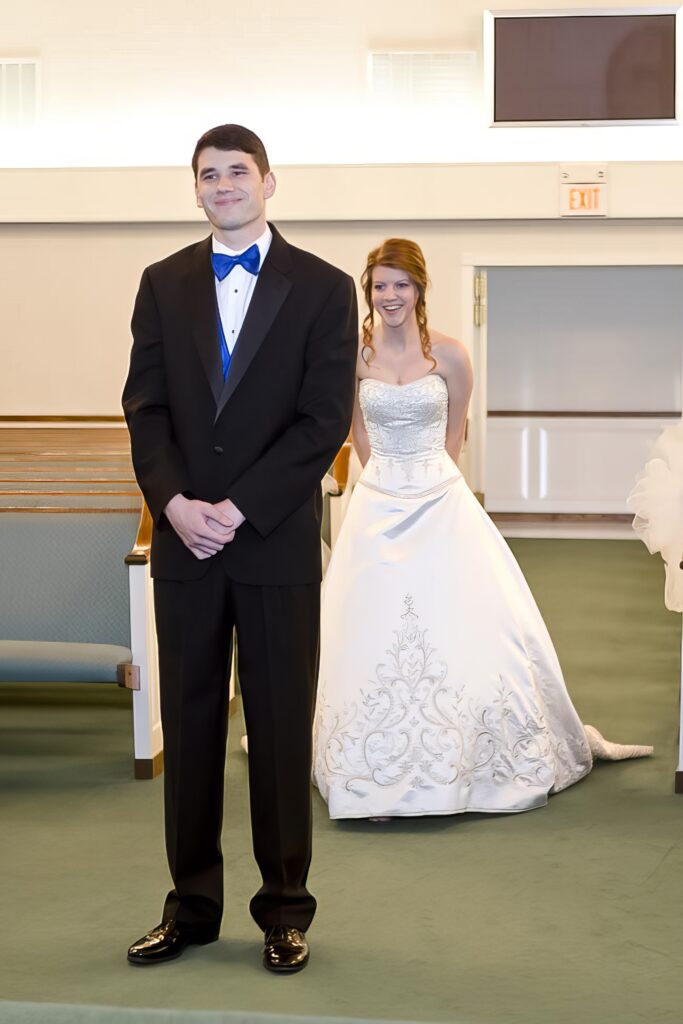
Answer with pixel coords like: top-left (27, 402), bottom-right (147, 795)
top-left (458, 265), bottom-right (487, 497)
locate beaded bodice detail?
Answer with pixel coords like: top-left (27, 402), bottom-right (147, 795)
top-left (358, 375), bottom-right (460, 497)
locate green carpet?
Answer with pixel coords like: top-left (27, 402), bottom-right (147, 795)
top-left (1, 540), bottom-right (681, 1024)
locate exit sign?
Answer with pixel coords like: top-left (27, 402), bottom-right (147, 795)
top-left (560, 183), bottom-right (608, 217)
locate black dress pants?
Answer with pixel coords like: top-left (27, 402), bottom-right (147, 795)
top-left (153, 555), bottom-right (319, 932)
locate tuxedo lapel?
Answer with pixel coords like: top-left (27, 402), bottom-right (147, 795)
top-left (188, 237), bottom-right (224, 406)
top-left (214, 227), bottom-right (293, 421)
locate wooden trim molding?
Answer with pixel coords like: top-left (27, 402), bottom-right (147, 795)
top-left (0, 415), bottom-right (126, 423)
top-left (0, 478), bottom-right (135, 484)
top-left (2, 489), bottom-right (139, 496)
top-left (117, 664), bottom-right (141, 691)
top-left (675, 771), bottom-right (683, 795)
top-left (331, 441), bottom-right (352, 493)
top-left (134, 751), bottom-right (164, 780)
top-left (0, 455), bottom-right (132, 463)
top-left (125, 503), bottom-right (153, 565)
top-left (0, 506), bottom-right (141, 514)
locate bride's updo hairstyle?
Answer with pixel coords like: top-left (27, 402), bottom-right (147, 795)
top-left (361, 238), bottom-right (433, 368)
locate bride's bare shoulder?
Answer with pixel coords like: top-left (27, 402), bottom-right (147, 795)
top-left (431, 333), bottom-right (472, 381)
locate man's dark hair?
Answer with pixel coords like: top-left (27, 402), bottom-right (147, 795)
top-left (192, 124), bottom-right (270, 179)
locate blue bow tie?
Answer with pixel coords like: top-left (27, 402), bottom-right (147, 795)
top-left (211, 244), bottom-right (260, 281)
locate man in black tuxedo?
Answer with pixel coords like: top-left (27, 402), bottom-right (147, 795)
top-left (122, 124), bottom-right (357, 972)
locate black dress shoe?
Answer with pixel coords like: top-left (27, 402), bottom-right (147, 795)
top-left (127, 919), bottom-right (219, 966)
top-left (262, 925), bottom-right (309, 973)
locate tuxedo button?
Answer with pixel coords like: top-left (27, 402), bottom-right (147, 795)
top-left (213, 445), bottom-right (223, 455)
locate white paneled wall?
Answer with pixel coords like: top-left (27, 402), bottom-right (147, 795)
top-left (485, 265), bottom-right (683, 513)
top-left (486, 417), bottom-right (679, 513)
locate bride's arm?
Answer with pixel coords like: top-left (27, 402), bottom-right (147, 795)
top-left (438, 337), bottom-right (473, 464)
top-left (351, 377), bottom-right (371, 466)
top-left (351, 337), bottom-right (371, 466)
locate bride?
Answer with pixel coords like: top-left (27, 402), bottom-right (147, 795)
top-left (312, 238), bottom-right (651, 820)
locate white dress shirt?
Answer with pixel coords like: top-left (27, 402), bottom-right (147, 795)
top-left (212, 227), bottom-right (272, 355)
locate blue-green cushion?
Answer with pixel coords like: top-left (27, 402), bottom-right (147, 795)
top-left (0, 640), bottom-right (132, 683)
top-left (0, 513), bottom-right (137, 646)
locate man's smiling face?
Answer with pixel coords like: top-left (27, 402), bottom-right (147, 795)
top-left (194, 147), bottom-right (276, 244)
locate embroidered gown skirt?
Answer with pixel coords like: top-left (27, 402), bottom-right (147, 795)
top-left (313, 375), bottom-right (592, 819)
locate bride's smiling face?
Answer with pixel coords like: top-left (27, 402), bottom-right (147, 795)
top-left (371, 265), bottom-right (418, 328)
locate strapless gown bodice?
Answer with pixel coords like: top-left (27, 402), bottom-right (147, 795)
top-left (359, 375), bottom-right (460, 496)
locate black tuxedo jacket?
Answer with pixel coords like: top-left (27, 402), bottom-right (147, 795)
top-left (122, 225), bottom-right (358, 584)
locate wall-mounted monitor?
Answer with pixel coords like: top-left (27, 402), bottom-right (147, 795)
top-left (484, 8), bottom-right (679, 126)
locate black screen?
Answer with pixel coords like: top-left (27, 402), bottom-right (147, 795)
top-left (494, 14), bottom-right (676, 122)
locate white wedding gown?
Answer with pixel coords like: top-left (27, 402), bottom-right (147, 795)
top-left (627, 421), bottom-right (683, 613)
top-left (313, 374), bottom-right (650, 819)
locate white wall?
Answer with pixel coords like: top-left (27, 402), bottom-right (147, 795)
top-left (3, 0), bottom-right (682, 166)
top-left (3, 215), bottom-right (683, 416)
top-left (3, 162), bottom-right (683, 222)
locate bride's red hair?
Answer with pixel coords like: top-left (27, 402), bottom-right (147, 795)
top-left (360, 238), bottom-right (433, 368)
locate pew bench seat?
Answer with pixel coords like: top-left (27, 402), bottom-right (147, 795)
top-left (0, 505), bottom-right (162, 779)
top-left (0, 640), bottom-right (133, 684)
